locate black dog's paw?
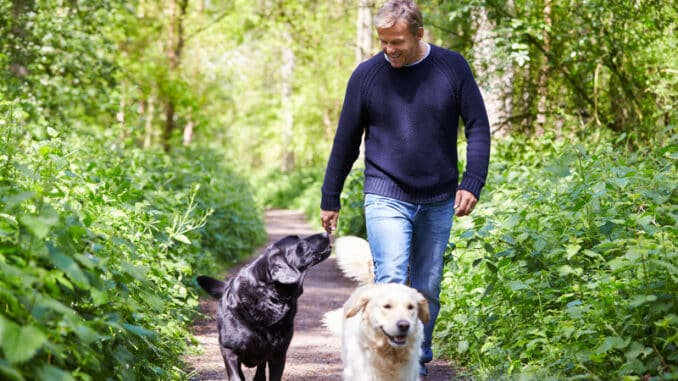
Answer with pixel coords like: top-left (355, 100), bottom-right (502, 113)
top-left (197, 275), bottom-right (227, 299)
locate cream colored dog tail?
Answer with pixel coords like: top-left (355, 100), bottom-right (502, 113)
top-left (321, 307), bottom-right (343, 337)
top-left (333, 235), bottom-right (374, 285)
top-left (323, 236), bottom-right (374, 336)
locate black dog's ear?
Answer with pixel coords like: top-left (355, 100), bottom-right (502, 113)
top-left (269, 255), bottom-right (301, 285)
top-left (196, 276), bottom-right (227, 299)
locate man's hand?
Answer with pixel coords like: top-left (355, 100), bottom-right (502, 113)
top-left (454, 189), bottom-right (477, 217)
top-left (321, 209), bottom-right (339, 234)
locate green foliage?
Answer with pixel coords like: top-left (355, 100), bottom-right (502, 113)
top-left (436, 134), bottom-right (677, 380)
top-left (422, 0), bottom-right (677, 146)
top-left (333, 168), bottom-right (367, 238)
top-left (0, 104), bottom-right (265, 380)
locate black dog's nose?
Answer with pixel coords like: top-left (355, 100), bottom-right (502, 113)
top-left (396, 320), bottom-right (410, 333)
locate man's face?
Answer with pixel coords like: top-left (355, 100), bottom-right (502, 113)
top-left (377, 20), bottom-right (424, 69)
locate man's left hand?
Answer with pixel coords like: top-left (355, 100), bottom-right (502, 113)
top-left (454, 189), bottom-right (477, 217)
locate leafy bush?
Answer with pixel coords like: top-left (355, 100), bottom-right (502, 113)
top-left (436, 135), bottom-right (677, 380)
top-left (0, 107), bottom-right (265, 380)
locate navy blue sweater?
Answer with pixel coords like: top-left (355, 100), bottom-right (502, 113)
top-left (321, 44), bottom-right (491, 211)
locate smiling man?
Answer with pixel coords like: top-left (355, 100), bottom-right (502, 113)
top-left (320, 0), bottom-right (491, 377)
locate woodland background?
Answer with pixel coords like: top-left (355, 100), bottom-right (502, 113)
top-left (0, 0), bottom-right (676, 380)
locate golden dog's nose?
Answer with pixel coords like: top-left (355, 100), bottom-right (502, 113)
top-left (397, 319), bottom-right (410, 333)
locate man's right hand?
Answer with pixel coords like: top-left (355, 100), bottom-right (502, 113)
top-left (320, 210), bottom-right (339, 234)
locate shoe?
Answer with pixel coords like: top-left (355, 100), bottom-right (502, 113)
top-left (419, 362), bottom-right (429, 376)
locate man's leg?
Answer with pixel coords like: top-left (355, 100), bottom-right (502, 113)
top-left (364, 193), bottom-right (415, 284)
top-left (410, 197), bottom-right (455, 374)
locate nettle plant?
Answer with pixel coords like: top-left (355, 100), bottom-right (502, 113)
top-left (0, 117), bottom-right (264, 380)
top-left (436, 138), bottom-right (677, 380)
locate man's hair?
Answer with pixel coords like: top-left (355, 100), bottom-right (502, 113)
top-left (374, 0), bottom-right (423, 36)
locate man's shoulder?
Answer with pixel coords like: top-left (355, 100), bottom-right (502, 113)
top-left (355, 54), bottom-right (388, 72)
top-left (429, 44), bottom-right (468, 65)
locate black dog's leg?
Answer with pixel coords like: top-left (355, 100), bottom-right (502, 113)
top-left (253, 363), bottom-right (266, 381)
top-left (220, 347), bottom-right (244, 381)
top-left (267, 352), bottom-right (287, 381)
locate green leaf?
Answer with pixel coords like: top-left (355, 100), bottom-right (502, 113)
top-left (20, 214), bottom-right (59, 239)
top-left (565, 244), bottom-right (581, 260)
top-left (120, 262), bottom-right (148, 281)
top-left (0, 360), bottom-right (24, 381)
top-left (74, 325), bottom-right (100, 345)
top-left (122, 323), bottom-right (156, 338)
top-left (2, 324), bottom-right (48, 364)
top-left (46, 127), bottom-right (59, 137)
top-left (36, 365), bottom-right (74, 381)
top-left (173, 233), bottom-right (191, 244)
top-left (595, 336), bottom-right (629, 354)
top-left (49, 251), bottom-right (90, 289)
top-left (628, 294), bottom-right (657, 308)
top-left (2, 192), bottom-right (35, 210)
top-left (508, 281), bottom-right (528, 291)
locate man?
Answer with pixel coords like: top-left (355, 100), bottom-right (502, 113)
top-left (320, 0), bottom-right (490, 376)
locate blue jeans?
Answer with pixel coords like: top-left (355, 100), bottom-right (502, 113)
top-left (364, 193), bottom-right (455, 363)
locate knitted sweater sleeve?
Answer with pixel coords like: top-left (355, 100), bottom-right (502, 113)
top-left (456, 57), bottom-right (491, 199)
top-left (320, 67), bottom-right (367, 211)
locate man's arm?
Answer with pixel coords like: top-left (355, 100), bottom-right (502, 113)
top-left (457, 56), bottom-right (491, 202)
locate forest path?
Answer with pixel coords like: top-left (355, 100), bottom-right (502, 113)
top-left (185, 209), bottom-right (460, 380)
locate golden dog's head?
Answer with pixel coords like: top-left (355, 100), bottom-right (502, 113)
top-left (344, 283), bottom-right (429, 348)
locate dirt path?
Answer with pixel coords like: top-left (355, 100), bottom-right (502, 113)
top-left (186, 209), bottom-right (459, 380)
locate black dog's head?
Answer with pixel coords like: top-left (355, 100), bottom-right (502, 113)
top-left (197, 232), bottom-right (331, 300)
top-left (268, 232), bottom-right (332, 279)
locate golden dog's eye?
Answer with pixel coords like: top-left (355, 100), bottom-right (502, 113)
top-left (383, 303), bottom-right (391, 309)
top-left (407, 304), bottom-right (414, 310)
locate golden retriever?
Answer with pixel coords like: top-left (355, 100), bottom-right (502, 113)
top-left (324, 236), bottom-right (429, 381)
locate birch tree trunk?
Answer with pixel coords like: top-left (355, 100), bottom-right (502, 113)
top-left (471, 6), bottom-right (513, 136)
top-left (280, 29), bottom-right (296, 172)
top-left (356, 0), bottom-right (373, 64)
top-left (143, 95), bottom-right (156, 149)
top-left (535, 0), bottom-right (552, 136)
top-left (356, 0), bottom-right (373, 160)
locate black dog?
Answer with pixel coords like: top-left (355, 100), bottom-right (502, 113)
top-left (197, 232), bottom-right (331, 381)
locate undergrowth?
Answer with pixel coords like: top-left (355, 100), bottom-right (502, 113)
top-left (0, 105), bottom-right (266, 380)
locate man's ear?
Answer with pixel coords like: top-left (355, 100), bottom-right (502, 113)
top-left (416, 27), bottom-right (424, 40)
top-left (269, 255), bottom-right (302, 285)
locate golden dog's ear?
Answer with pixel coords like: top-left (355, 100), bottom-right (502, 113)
top-left (416, 292), bottom-right (430, 324)
top-left (343, 285), bottom-right (373, 318)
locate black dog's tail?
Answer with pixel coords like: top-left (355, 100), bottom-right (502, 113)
top-left (196, 275), bottom-right (227, 299)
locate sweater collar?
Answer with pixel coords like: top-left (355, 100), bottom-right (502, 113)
top-left (383, 43), bottom-right (431, 67)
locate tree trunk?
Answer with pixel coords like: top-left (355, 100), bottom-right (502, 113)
top-left (162, 0), bottom-right (188, 151)
top-left (183, 119), bottom-right (194, 146)
top-left (535, 0), bottom-right (551, 136)
top-left (471, 6), bottom-right (513, 136)
top-left (280, 29), bottom-right (296, 172)
top-left (143, 96), bottom-right (156, 149)
top-left (356, 0), bottom-right (373, 160)
top-left (356, 0), bottom-right (373, 64)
